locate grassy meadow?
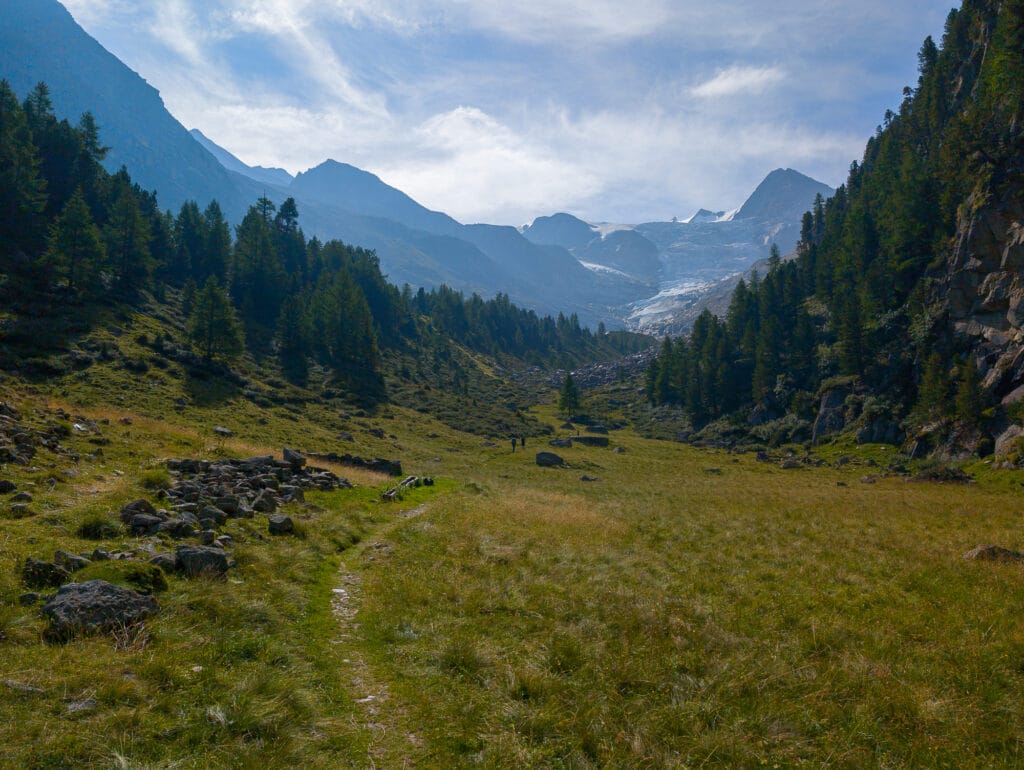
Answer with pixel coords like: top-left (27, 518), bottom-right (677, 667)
top-left (2, 347), bottom-right (1024, 766)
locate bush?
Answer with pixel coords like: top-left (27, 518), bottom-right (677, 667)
top-left (77, 513), bottom-right (123, 540)
top-left (140, 466), bottom-right (172, 490)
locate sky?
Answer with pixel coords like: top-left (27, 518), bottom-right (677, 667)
top-left (61, 0), bottom-right (955, 226)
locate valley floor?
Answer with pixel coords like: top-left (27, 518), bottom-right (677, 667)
top-left (2, 383), bottom-right (1023, 768)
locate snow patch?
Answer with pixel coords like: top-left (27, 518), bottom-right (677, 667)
top-left (591, 222), bottom-right (635, 239)
top-left (579, 260), bottom-right (632, 279)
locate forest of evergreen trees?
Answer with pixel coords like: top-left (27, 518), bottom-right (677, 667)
top-left (646, 0), bottom-right (1023, 438)
top-left (0, 80), bottom-right (650, 405)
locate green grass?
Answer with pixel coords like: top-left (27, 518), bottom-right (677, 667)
top-left (2, 308), bottom-right (1024, 766)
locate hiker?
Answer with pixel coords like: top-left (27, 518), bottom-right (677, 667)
top-left (510, 436), bottom-right (517, 452)
top-left (520, 434), bottom-right (526, 448)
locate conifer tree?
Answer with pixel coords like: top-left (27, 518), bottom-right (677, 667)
top-left (0, 79), bottom-right (47, 262)
top-left (188, 277), bottom-right (244, 362)
top-left (559, 372), bottom-right (581, 418)
top-left (46, 189), bottom-right (105, 296)
top-left (955, 356), bottom-right (984, 426)
top-left (104, 176), bottom-right (152, 293)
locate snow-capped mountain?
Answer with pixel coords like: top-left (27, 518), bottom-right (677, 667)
top-left (521, 168), bottom-right (834, 330)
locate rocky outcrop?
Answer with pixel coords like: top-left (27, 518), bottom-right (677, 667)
top-left (946, 184), bottom-right (1024, 405)
top-left (536, 452), bottom-right (566, 468)
top-left (812, 386), bottom-right (851, 445)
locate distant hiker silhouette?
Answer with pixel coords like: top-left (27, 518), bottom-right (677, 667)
top-left (520, 435), bottom-right (526, 448)
top-left (510, 437), bottom-right (517, 452)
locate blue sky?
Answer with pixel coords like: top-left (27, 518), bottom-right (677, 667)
top-left (62, 0), bottom-right (954, 225)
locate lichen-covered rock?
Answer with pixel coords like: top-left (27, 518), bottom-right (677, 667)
top-left (23, 557), bottom-right (70, 588)
top-left (41, 580), bottom-right (158, 640)
top-left (175, 545), bottom-right (231, 577)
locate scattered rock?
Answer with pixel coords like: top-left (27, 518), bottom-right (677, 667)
top-left (23, 557), bottom-right (70, 588)
top-left (66, 697), bottom-right (98, 714)
top-left (283, 447), bottom-right (306, 471)
top-left (18, 592), bottom-right (41, 606)
top-left (268, 514), bottom-right (295, 535)
top-left (612, 446), bottom-right (625, 454)
top-left (549, 438), bottom-right (573, 448)
top-left (41, 580), bottom-right (158, 641)
top-left (780, 458), bottom-right (801, 470)
top-left (963, 545), bottom-right (1024, 562)
top-left (54, 550), bottom-right (91, 572)
top-left (3, 679), bottom-right (43, 694)
top-left (368, 428), bottom-right (385, 439)
top-left (703, 468), bottom-right (722, 475)
top-left (861, 475), bottom-right (879, 484)
top-left (580, 475), bottom-right (601, 482)
top-left (535, 452), bottom-right (566, 468)
top-left (0, 479), bottom-right (16, 494)
top-left (212, 426), bottom-right (233, 438)
top-left (10, 491), bottom-right (32, 503)
top-left (175, 545), bottom-right (232, 578)
top-left (8, 503), bottom-right (34, 518)
top-left (120, 499), bottom-right (157, 521)
top-left (573, 436), bottom-right (609, 448)
top-left (149, 553), bottom-right (178, 573)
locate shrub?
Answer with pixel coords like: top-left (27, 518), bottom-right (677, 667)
top-left (140, 466), bottom-right (172, 490)
top-left (77, 513), bottom-right (123, 540)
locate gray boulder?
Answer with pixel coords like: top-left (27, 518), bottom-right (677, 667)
top-left (42, 580), bottom-right (158, 640)
top-left (175, 545), bottom-right (232, 577)
top-left (120, 498), bottom-right (157, 522)
top-left (268, 514), bottom-right (295, 535)
top-left (149, 553), bottom-right (178, 573)
top-left (549, 438), bottom-right (573, 448)
top-left (54, 550), bottom-right (91, 572)
top-left (573, 436), bottom-right (609, 448)
top-left (283, 447), bottom-right (306, 471)
top-left (536, 452), bottom-right (566, 468)
top-left (23, 557), bottom-right (70, 588)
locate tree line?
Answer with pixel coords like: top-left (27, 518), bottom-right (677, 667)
top-left (0, 80), bottom-right (651, 404)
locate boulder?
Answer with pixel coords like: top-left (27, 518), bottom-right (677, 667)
top-left (856, 419), bottom-right (905, 446)
top-left (549, 438), bottom-right (573, 448)
top-left (283, 448), bottom-right (306, 471)
top-left (158, 519), bottom-right (196, 538)
top-left (120, 498), bottom-right (157, 522)
top-left (580, 475), bottom-right (601, 482)
top-left (198, 505), bottom-right (228, 526)
top-left (10, 491), bottom-right (32, 503)
top-left (41, 580), bottom-right (158, 640)
top-left (54, 550), bottom-right (91, 572)
top-left (149, 553), bottom-right (178, 573)
top-left (129, 513), bottom-right (163, 535)
top-left (175, 545), bottom-right (232, 577)
top-left (963, 545), bottom-right (1024, 562)
top-left (536, 452), bottom-right (566, 468)
top-left (0, 479), bottom-right (15, 494)
top-left (573, 436), bottom-right (609, 448)
top-left (812, 388), bottom-right (849, 445)
top-left (612, 446), bottom-right (625, 454)
top-left (268, 514), bottom-right (295, 535)
top-left (213, 426), bottom-right (233, 438)
top-left (23, 558), bottom-right (70, 588)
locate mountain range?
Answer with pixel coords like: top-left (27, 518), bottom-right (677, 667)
top-left (1, 0), bottom-right (831, 331)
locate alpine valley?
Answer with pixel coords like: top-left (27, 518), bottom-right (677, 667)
top-left (2, 0), bottom-right (1024, 768)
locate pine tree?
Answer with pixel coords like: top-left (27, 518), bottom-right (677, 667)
top-left (276, 294), bottom-right (311, 383)
top-left (187, 277), bottom-right (245, 361)
top-left (104, 177), bottom-right (152, 293)
top-left (916, 352), bottom-right (950, 422)
top-left (955, 355), bottom-right (984, 426)
top-left (558, 372), bottom-right (581, 418)
top-left (0, 80), bottom-right (47, 262)
top-left (46, 189), bottom-right (105, 296)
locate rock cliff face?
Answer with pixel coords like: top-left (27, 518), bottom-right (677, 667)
top-left (945, 161), bottom-right (1024, 458)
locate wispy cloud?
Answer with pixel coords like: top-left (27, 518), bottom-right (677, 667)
top-left (60, 0), bottom-right (953, 224)
top-left (691, 66), bottom-right (786, 99)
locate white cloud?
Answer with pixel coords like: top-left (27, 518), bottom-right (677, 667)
top-left (691, 66), bottom-right (786, 99)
